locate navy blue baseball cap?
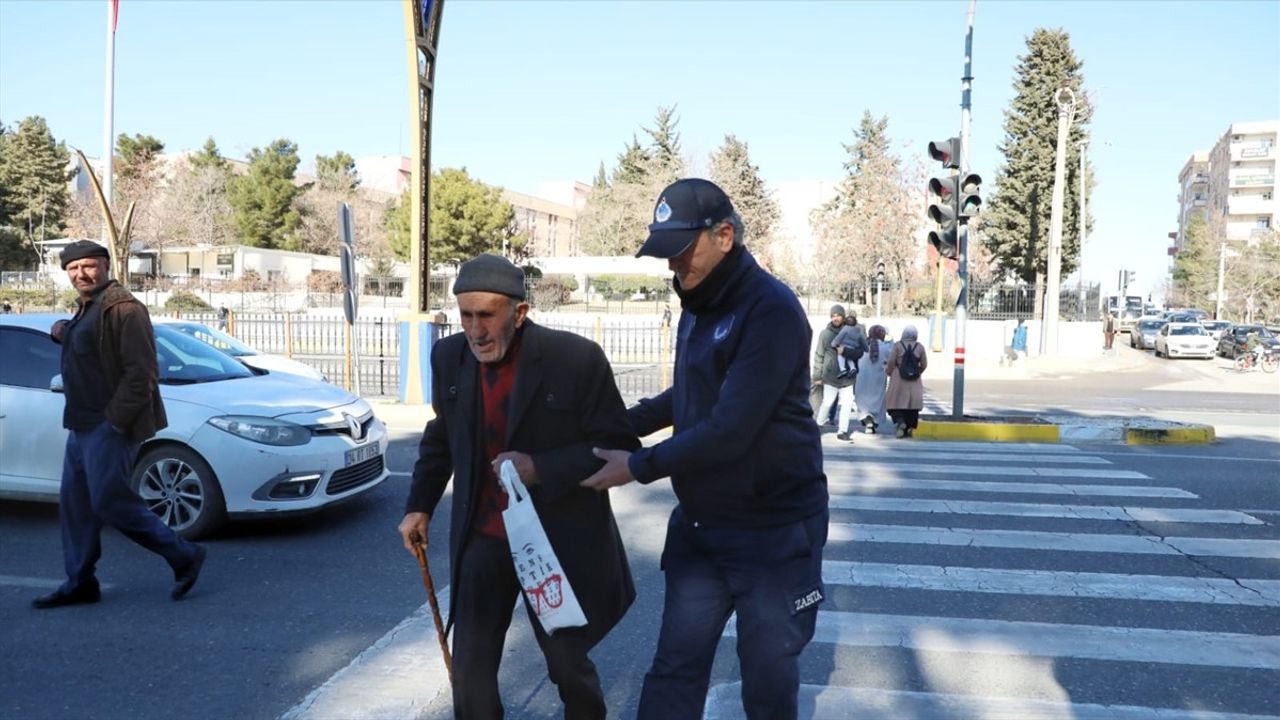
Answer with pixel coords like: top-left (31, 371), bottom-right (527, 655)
top-left (636, 178), bottom-right (736, 259)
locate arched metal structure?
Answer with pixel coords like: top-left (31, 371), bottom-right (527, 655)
top-left (399, 0), bottom-right (444, 404)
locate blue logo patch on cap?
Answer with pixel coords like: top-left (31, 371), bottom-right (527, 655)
top-left (655, 198), bottom-right (672, 223)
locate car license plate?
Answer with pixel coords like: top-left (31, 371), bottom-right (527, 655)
top-left (345, 443), bottom-right (380, 467)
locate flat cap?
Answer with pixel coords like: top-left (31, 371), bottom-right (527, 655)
top-left (60, 240), bottom-right (110, 269)
top-left (452, 254), bottom-right (526, 300)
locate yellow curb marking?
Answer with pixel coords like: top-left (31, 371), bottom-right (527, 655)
top-left (1125, 426), bottom-right (1216, 445)
top-left (915, 422), bottom-right (1061, 443)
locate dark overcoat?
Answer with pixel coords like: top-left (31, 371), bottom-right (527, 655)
top-left (406, 321), bottom-right (638, 646)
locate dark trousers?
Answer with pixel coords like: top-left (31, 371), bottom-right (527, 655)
top-left (451, 533), bottom-right (605, 720)
top-left (889, 409), bottom-right (921, 430)
top-left (59, 422), bottom-right (198, 592)
top-left (638, 507), bottom-right (828, 720)
top-left (1104, 331), bottom-right (1116, 349)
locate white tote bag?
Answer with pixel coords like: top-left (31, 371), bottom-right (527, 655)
top-left (499, 460), bottom-right (589, 633)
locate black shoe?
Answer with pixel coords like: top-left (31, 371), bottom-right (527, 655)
top-left (836, 432), bottom-right (852, 441)
top-left (171, 545), bottom-right (206, 600)
top-left (33, 583), bottom-right (100, 610)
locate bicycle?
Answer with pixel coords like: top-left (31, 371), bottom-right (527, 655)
top-left (1233, 350), bottom-right (1278, 373)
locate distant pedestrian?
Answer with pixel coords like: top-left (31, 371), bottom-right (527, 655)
top-left (661, 304), bottom-right (672, 327)
top-left (886, 324), bottom-right (928, 439)
top-left (1103, 311), bottom-right (1117, 350)
top-left (34, 240), bottom-right (206, 610)
top-left (216, 306), bottom-right (229, 331)
top-left (1, 300), bottom-right (12, 314)
top-left (830, 312), bottom-right (868, 379)
top-left (814, 304), bottom-right (857, 440)
top-left (1010, 319), bottom-right (1028, 364)
top-left (855, 324), bottom-right (892, 434)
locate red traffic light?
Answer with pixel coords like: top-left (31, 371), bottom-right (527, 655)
top-left (928, 138), bottom-right (961, 169)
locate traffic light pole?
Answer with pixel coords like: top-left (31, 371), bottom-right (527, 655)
top-left (953, 0), bottom-right (976, 419)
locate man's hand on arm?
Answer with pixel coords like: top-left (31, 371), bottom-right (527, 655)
top-left (398, 512), bottom-right (429, 554)
top-left (492, 451), bottom-right (537, 486)
top-left (581, 448), bottom-right (636, 491)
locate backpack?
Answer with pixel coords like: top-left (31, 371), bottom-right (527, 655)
top-left (897, 342), bottom-right (922, 381)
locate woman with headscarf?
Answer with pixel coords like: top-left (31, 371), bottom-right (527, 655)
top-left (885, 325), bottom-right (928, 438)
top-left (854, 325), bottom-right (892, 434)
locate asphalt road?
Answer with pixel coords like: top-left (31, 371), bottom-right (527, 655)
top-left (2, 354), bottom-right (1278, 720)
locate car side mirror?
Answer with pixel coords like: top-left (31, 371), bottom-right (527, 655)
top-left (50, 374), bottom-right (64, 393)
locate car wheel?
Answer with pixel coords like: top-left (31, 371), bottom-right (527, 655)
top-left (130, 445), bottom-right (227, 540)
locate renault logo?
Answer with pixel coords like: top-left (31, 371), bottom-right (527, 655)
top-left (345, 414), bottom-right (364, 442)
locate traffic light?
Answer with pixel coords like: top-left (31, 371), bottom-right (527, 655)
top-left (957, 172), bottom-right (982, 219)
top-left (927, 175), bottom-right (959, 260)
top-left (928, 138), bottom-right (961, 170)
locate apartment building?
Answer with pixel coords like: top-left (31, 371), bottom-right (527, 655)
top-left (1174, 151), bottom-right (1209, 251)
top-left (1206, 120), bottom-right (1279, 243)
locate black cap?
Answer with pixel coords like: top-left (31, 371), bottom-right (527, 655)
top-left (60, 240), bottom-right (110, 269)
top-left (830, 304), bottom-right (845, 317)
top-left (452, 254), bottom-right (526, 300)
top-left (636, 178), bottom-right (735, 259)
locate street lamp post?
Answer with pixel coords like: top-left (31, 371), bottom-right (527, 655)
top-left (1043, 87), bottom-right (1076, 355)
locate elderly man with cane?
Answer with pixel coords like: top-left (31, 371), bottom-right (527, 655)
top-left (398, 254), bottom-right (638, 720)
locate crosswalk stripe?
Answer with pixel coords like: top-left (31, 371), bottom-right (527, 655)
top-left (827, 463), bottom-right (1149, 479)
top-left (828, 496), bottom-right (1263, 524)
top-left (827, 441), bottom-right (1083, 453)
top-left (722, 611), bottom-right (1280, 669)
top-left (828, 477), bottom-right (1197, 498)
top-left (704, 684), bottom-right (1280, 720)
top-left (830, 450), bottom-right (1111, 464)
top-left (822, 561), bottom-right (1280, 607)
top-left (829, 522), bottom-right (1280, 559)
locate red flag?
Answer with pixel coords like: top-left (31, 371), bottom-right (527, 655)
top-left (109, 0), bottom-right (119, 34)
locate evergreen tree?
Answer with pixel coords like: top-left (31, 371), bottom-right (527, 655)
top-left (227, 139), bottom-right (302, 249)
top-left (190, 137), bottom-right (229, 172)
top-left (984, 28), bottom-right (1092, 287)
top-left (592, 162), bottom-right (608, 190)
top-left (708, 133), bottom-right (781, 255)
top-left (0, 116), bottom-right (72, 269)
top-left (429, 167), bottom-right (518, 266)
top-left (1170, 214), bottom-right (1216, 310)
top-left (810, 111), bottom-right (918, 305)
top-left (384, 189), bottom-right (411, 261)
top-left (315, 150), bottom-right (360, 193)
top-left (115, 133), bottom-right (164, 184)
top-left (644, 105), bottom-right (684, 185)
top-left (113, 132), bottom-right (166, 248)
top-left (612, 135), bottom-right (650, 185)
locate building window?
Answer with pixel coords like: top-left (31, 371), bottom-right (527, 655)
top-left (1257, 217), bottom-right (1272, 229)
top-left (1265, 191), bottom-right (1274, 201)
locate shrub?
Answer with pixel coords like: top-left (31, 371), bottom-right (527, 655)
top-left (165, 290), bottom-right (213, 312)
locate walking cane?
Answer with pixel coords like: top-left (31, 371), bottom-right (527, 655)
top-left (412, 539), bottom-right (454, 685)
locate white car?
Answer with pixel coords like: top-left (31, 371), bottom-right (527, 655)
top-left (155, 319), bottom-right (327, 382)
top-left (0, 314), bottom-right (388, 538)
top-left (1154, 322), bottom-right (1215, 360)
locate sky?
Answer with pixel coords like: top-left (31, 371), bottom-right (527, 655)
top-left (1, 0), bottom-right (1278, 298)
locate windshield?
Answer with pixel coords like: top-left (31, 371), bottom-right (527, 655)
top-left (167, 322), bottom-right (258, 357)
top-left (154, 325), bottom-right (254, 384)
top-left (1138, 320), bottom-right (1165, 331)
top-left (1170, 326), bottom-right (1206, 336)
top-left (1238, 326), bottom-right (1274, 338)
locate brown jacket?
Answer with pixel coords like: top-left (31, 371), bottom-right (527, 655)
top-left (61, 282), bottom-right (168, 440)
top-left (885, 340), bottom-right (927, 411)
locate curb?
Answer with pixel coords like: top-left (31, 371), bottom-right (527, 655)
top-left (1124, 425), bottom-right (1217, 445)
top-left (915, 418), bottom-right (1216, 445)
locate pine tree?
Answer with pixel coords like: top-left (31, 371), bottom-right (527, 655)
top-left (315, 150), bottom-right (360, 193)
top-left (810, 111), bottom-right (918, 306)
top-left (190, 137), bottom-right (229, 172)
top-left (644, 105), bottom-right (684, 185)
top-left (428, 167), bottom-right (517, 266)
top-left (984, 28), bottom-right (1092, 288)
top-left (612, 135), bottom-right (650, 185)
top-left (227, 139), bottom-right (302, 249)
top-left (708, 133), bottom-right (781, 254)
top-left (592, 162), bottom-right (608, 190)
top-left (0, 116), bottom-right (72, 269)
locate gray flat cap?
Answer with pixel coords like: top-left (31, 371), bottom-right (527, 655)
top-left (60, 240), bottom-right (110, 269)
top-left (453, 254), bottom-right (525, 300)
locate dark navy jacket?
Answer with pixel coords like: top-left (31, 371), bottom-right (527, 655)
top-left (626, 246), bottom-right (827, 528)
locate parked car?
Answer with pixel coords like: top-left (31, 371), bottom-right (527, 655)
top-left (1199, 320), bottom-right (1232, 342)
top-left (1154, 322), bottom-right (1215, 360)
top-left (0, 314), bottom-right (388, 538)
top-left (1117, 308), bottom-right (1143, 334)
top-left (155, 319), bottom-right (327, 382)
top-left (1218, 324), bottom-right (1280, 358)
top-left (1130, 317), bottom-right (1167, 350)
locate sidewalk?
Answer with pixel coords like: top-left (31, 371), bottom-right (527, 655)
top-left (928, 346), bottom-right (1148, 381)
top-left (367, 398), bottom-right (434, 432)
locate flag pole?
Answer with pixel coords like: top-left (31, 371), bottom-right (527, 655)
top-left (101, 0), bottom-right (117, 247)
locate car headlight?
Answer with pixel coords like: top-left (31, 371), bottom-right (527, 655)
top-left (208, 416), bottom-right (311, 446)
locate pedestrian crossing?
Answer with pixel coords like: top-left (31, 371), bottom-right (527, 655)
top-left (705, 439), bottom-right (1280, 719)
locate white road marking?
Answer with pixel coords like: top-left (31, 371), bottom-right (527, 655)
top-left (828, 463), bottom-right (1149, 479)
top-left (828, 477), bottom-right (1197, 498)
top-left (704, 684), bottom-right (1280, 720)
top-left (828, 522), bottom-right (1280, 560)
top-left (829, 441), bottom-right (1082, 453)
top-left (833, 450), bottom-right (1110, 464)
top-left (0, 574), bottom-right (115, 590)
top-left (280, 588), bottom-right (452, 720)
top-left (722, 611), bottom-right (1280, 669)
top-left (828, 496), bottom-right (1262, 524)
top-left (822, 561), bottom-right (1280, 607)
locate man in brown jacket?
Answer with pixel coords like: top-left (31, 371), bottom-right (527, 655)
top-left (33, 241), bottom-right (206, 609)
